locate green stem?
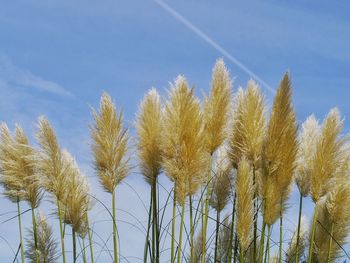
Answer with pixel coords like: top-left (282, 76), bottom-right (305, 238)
top-left (279, 206), bottom-right (283, 263)
top-left (57, 200), bottom-right (67, 263)
top-left (171, 186), bottom-right (177, 263)
top-left (16, 199), bottom-right (25, 263)
top-left (112, 189), bottom-right (118, 263)
top-left (233, 234), bottom-right (238, 263)
top-left (307, 205), bottom-right (318, 263)
top-left (177, 205), bottom-right (185, 263)
top-left (31, 207), bottom-right (39, 263)
top-left (258, 222), bottom-right (266, 263)
top-left (253, 167), bottom-right (258, 263)
top-left (202, 154), bottom-right (213, 263)
top-left (82, 237), bottom-right (87, 263)
top-left (228, 193), bottom-right (237, 263)
top-left (144, 190), bottom-right (153, 263)
top-left (190, 196), bottom-right (194, 263)
top-left (152, 180), bottom-right (159, 263)
top-left (326, 223), bottom-right (334, 263)
top-left (72, 228), bottom-right (77, 263)
top-left (295, 192), bottom-right (303, 263)
top-left (214, 210), bottom-right (220, 263)
top-left (86, 213), bottom-right (94, 263)
top-left (239, 246), bottom-right (244, 263)
top-left (264, 225), bottom-right (271, 263)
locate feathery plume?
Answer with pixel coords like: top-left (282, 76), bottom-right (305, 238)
top-left (313, 180), bottom-right (350, 262)
top-left (295, 115), bottom-right (321, 197)
top-left (262, 73), bottom-right (298, 225)
top-left (236, 157), bottom-right (254, 251)
top-left (210, 146), bottom-right (233, 212)
top-left (310, 108), bottom-right (345, 202)
top-left (217, 215), bottom-right (232, 262)
top-left (161, 76), bottom-right (208, 205)
top-left (0, 124), bottom-right (41, 207)
top-left (228, 80), bottom-right (266, 168)
top-left (286, 216), bottom-right (308, 262)
top-left (136, 88), bottom-right (162, 184)
top-left (59, 150), bottom-right (92, 237)
top-left (203, 59), bottom-right (232, 154)
top-left (90, 92), bottom-right (130, 193)
top-left (36, 117), bottom-right (69, 202)
top-left (25, 211), bottom-right (59, 263)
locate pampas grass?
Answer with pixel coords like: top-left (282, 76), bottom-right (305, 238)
top-left (1, 60), bottom-right (350, 263)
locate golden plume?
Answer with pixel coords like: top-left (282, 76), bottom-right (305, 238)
top-left (90, 92), bottom-right (130, 193)
top-left (59, 150), bottom-right (92, 237)
top-left (36, 117), bottom-right (68, 202)
top-left (25, 211), bottom-right (59, 263)
top-left (136, 88), bottom-right (162, 184)
top-left (313, 180), bottom-right (350, 262)
top-left (286, 216), bottom-right (308, 262)
top-left (161, 75), bottom-right (208, 205)
top-left (210, 146), bottom-right (233, 212)
top-left (236, 157), bottom-right (254, 252)
top-left (295, 115), bottom-right (321, 197)
top-left (310, 108), bottom-right (345, 202)
top-left (0, 123), bottom-right (41, 208)
top-left (228, 80), bottom-right (266, 168)
top-left (262, 73), bottom-right (298, 225)
top-left (203, 59), bottom-right (232, 154)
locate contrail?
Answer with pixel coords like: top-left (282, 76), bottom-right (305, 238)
top-left (153, 0), bottom-right (275, 94)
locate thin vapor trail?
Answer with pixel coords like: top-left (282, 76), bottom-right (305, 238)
top-left (153, 0), bottom-right (275, 94)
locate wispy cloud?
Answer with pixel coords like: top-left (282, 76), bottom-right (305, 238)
top-left (0, 55), bottom-right (74, 98)
top-left (153, 0), bottom-right (275, 94)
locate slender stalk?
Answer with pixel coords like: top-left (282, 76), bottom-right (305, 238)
top-left (233, 234), bottom-right (238, 263)
top-left (214, 210), bottom-right (220, 263)
top-left (228, 193), bottom-right (237, 263)
top-left (279, 206), bottom-right (283, 263)
top-left (295, 192), bottom-right (303, 263)
top-left (189, 196), bottom-right (194, 263)
top-left (253, 167), bottom-right (258, 263)
top-left (264, 225), bottom-right (271, 263)
top-left (177, 205), bottom-right (185, 263)
top-left (144, 190), bottom-right (153, 263)
top-left (239, 246), bottom-right (244, 263)
top-left (258, 222), bottom-right (266, 263)
top-left (152, 179), bottom-right (159, 263)
top-left (202, 154), bottom-right (213, 263)
top-left (307, 205), bottom-right (318, 263)
top-left (171, 187), bottom-right (177, 263)
top-left (72, 228), bottom-right (77, 263)
top-left (86, 213), bottom-right (94, 263)
top-left (57, 200), bottom-right (67, 263)
top-left (326, 223), bottom-right (334, 263)
top-left (112, 189), bottom-right (118, 263)
top-left (82, 237), bottom-right (87, 263)
top-left (16, 199), bottom-right (25, 263)
top-left (31, 207), bottom-right (39, 263)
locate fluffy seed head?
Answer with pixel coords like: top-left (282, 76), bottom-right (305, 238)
top-left (295, 115), bottom-right (321, 197)
top-left (136, 88), bottom-right (162, 185)
top-left (210, 146), bottom-right (233, 212)
top-left (0, 123), bottom-right (41, 208)
top-left (161, 76), bottom-right (208, 205)
top-left (228, 80), bottom-right (266, 168)
top-left (310, 108), bottom-right (345, 202)
top-left (203, 59), bottom-right (232, 154)
top-left (36, 117), bottom-right (68, 202)
top-left (236, 157), bottom-right (254, 251)
top-left (262, 73), bottom-right (297, 225)
top-left (286, 216), bottom-right (308, 263)
top-left (25, 211), bottom-right (59, 263)
top-left (90, 92), bottom-right (130, 193)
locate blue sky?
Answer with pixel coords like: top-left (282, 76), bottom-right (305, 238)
top-left (0, 0), bottom-right (350, 262)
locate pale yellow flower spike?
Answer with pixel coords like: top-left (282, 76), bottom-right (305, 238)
top-left (136, 88), bottom-right (162, 185)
